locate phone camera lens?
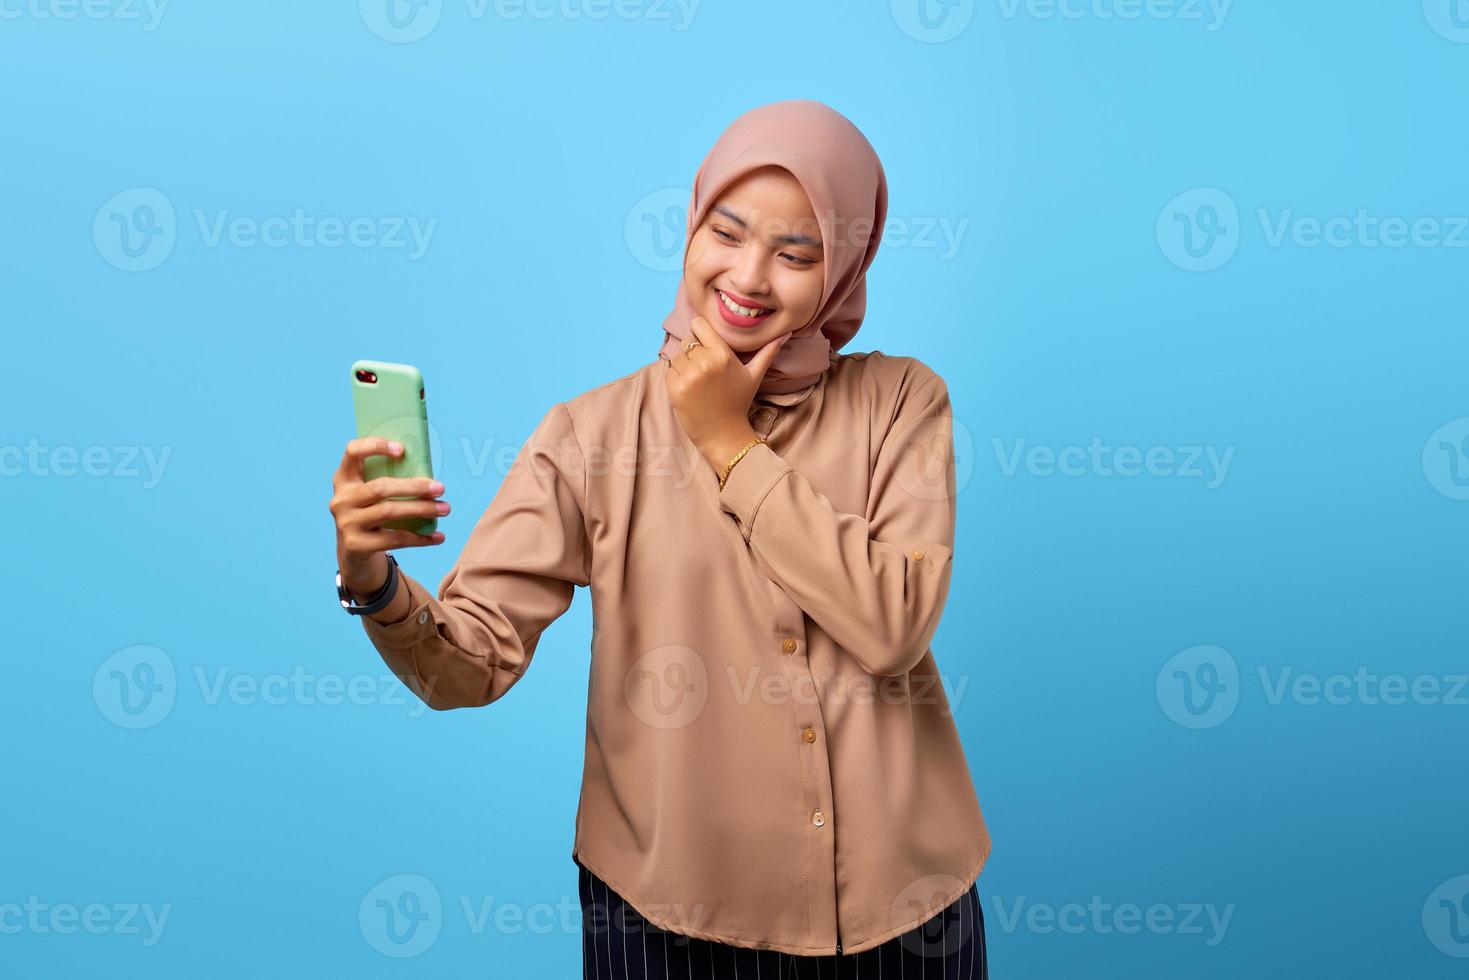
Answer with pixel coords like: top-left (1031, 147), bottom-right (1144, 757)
top-left (356, 370), bottom-right (378, 384)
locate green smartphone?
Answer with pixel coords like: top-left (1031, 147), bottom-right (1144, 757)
top-left (350, 359), bottom-right (437, 536)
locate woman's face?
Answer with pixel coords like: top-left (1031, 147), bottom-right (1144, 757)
top-left (682, 166), bottom-right (825, 353)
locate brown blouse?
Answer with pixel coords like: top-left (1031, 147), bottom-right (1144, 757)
top-left (359, 350), bottom-right (993, 956)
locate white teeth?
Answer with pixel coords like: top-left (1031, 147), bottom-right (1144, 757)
top-left (718, 289), bottom-right (768, 317)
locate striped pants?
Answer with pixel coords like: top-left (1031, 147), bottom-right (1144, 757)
top-left (577, 858), bottom-right (988, 979)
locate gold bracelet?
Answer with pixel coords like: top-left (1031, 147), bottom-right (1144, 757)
top-left (718, 437), bottom-right (765, 491)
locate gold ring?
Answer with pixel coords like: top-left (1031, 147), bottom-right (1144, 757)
top-left (685, 340), bottom-right (701, 352)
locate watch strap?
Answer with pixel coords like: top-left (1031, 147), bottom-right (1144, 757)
top-left (337, 553), bottom-right (400, 616)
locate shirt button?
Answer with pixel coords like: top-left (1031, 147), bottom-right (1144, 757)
top-left (802, 727), bottom-right (816, 743)
top-left (812, 810), bottom-right (825, 828)
top-left (781, 638), bottom-right (797, 654)
top-left (910, 548), bottom-right (926, 561)
top-left (417, 610), bottom-right (429, 625)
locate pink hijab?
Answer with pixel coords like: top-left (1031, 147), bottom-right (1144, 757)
top-left (656, 99), bottom-right (889, 397)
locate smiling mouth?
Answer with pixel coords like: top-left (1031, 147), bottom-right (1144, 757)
top-left (715, 288), bottom-right (775, 319)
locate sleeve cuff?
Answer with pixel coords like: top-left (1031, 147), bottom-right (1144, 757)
top-left (360, 572), bottom-right (439, 651)
top-left (717, 441), bottom-right (794, 542)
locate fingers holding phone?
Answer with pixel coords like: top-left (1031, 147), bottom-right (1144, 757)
top-left (331, 437), bottom-right (448, 598)
top-left (332, 360), bottom-right (446, 600)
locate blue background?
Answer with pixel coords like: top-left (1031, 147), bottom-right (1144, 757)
top-left (4, 0), bottom-right (1467, 976)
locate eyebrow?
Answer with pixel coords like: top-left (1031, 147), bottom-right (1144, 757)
top-left (711, 205), bottom-right (823, 249)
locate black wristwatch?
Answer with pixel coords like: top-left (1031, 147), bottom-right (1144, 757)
top-left (337, 553), bottom-right (400, 616)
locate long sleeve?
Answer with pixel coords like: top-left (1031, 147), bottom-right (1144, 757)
top-left (717, 367), bottom-right (957, 677)
top-left (359, 400), bottom-right (592, 710)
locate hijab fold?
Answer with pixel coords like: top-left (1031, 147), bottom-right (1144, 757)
top-left (657, 100), bottom-right (889, 397)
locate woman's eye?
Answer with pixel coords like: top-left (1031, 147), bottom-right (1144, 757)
top-left (712, 229), bottom-right (737, 242)
top-left (782, 254), bottom-right (815, 266)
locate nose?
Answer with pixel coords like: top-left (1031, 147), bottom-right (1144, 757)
top-left (726, 245), bottom-right (771, 299)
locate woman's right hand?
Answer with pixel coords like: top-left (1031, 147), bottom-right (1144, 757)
top-left (330, 436), bottom-right (450, 600)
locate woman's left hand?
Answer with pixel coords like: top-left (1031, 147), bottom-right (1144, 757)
top-left (666, 315), bottom-right (789, 474)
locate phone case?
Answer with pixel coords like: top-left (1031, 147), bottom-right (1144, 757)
top-left (350, 359), bottom-right (437, 536)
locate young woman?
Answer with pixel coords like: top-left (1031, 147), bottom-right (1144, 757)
top-left (330, 99), bottom-right (992, 978)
